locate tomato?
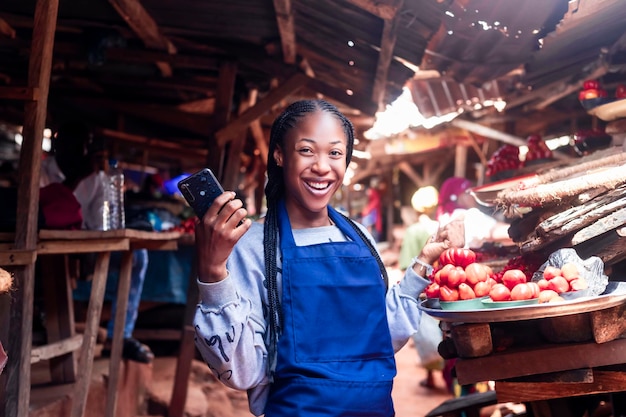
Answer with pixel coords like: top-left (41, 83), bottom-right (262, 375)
top-left (527, 282), bottom-right (541, 298)
top-left (570, 277), bottom-right (588, 291)
top-left (446, 266), bottom-right (467, 288)
top-left (489, 283), bottom-right (511, 302)
top-left (538, 289), bottom-right (559, 303)
top-left (439, 248), bottom-right (477, 268)
top-left (465, 263), bottom-right (488, 286)
top-left (510, 283), bottom-right (534, 301)
top-left (537, 278), bottom-right (550, 291)
top-left (458, 283), bottom-right (476, 300)
top-left (547, 276), bottom-right (570, 294)
top-left (560, 263), bottom-right (579, 281)
top-left (583, 79), bottom-right (600, 90)
top-left (473, 281), bottom-right (492, 297)
top-left (543, 266), bottom-right (562, 280)
top-left (434, 264), bottom-right (455, 286)
top-left (502, 269), bottom-right (527, 290)
top-left (425, 282), bottom-right (441, 298)
top-left (439, 285), bottom-right (459, 301)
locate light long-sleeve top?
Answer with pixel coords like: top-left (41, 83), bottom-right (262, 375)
top-left (194, 221), bottom-right (430, 416)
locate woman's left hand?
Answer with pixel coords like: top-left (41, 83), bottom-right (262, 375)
top-left (417, 216), bottom-right (465, 265)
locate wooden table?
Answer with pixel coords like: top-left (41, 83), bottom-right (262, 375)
top-left (0, 228), bottom-right (180, 417)
top-left (424, 294), bottom-right (626, 417)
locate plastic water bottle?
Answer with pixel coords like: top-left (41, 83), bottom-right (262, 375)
top-left (108, 159), bottom-right (125, 229)
top-left (101, 172), bottom-right (111, 231)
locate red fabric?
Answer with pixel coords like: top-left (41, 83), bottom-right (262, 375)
top-left (436, 177), bottom-right (471, 219)
top-left (39, 183), bottom-right (83, 230)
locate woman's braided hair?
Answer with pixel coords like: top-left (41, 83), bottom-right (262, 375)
top-left (263, 99), bottom-right (388, 374)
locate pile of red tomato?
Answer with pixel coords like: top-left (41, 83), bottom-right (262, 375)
top-left (424, 248), bottom-right (588, 304)
top-left (485, 145), bottom-right (521, 177)
top-left (524, 134), bottom-right (552, 164)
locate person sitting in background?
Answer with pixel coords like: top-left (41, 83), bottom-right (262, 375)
top-left (399, 186), bottom-right (446, 390)
top-left (42, 121), bottom-right (154, 363)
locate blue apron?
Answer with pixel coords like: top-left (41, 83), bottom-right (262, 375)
top-left (264, 202), bottom-right (396, 417)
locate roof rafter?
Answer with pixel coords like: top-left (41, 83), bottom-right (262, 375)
top-left (107, 0), bottom-right (177, 76)
top-left (272, 0), bottom-right (297, 64)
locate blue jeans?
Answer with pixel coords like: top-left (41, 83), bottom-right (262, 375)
top-left (107, 249), bottom-right (149, 339)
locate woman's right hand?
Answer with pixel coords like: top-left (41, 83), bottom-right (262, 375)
top-left (195, 191), bottom-right (251, 283)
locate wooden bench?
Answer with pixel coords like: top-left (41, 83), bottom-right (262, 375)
top-left (426, 390), bottom-right (498, 417)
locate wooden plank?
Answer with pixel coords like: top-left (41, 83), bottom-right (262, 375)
top-left (496, 370), bottom-right (626, 403)
top-left (0, 250), bottom-right (36, 266)
top-left (30, 335), bottom-right (82, 364)
top-left (98, 128), bottom-right (208, 161)
top-left (371, 3), bottom-right (402, 109)
top-left (572, 207), bottom-right (626, 245)
top-left (0, 86), bottom-right (39, 101)
top-left (104, 250), bottom-right (133, 417)
top-left (70, 251), bottom-right (110, 417)
top-left (130, 240), bottom-right (177, 251)
top-left (168, 326), bottom-right (196, 417)
top-left (215, 72), bottom-right (309, 146)
top-left (207, 60), bottom-right (238, 177)
top-left (40, 255), bottom-right (77, 382)
top-left (36, 238), bottom-right (129, 254)
top-left (344, 0), bottom-right (402, 20)
top-left (223, 90), bottom-right (257, 190)
top-left (273, 0), bottom-right (296, 64)
top-left (38, 228), bottom-right (180, 241)
top-left (4, 0), bottom-right (59, 415)
top-left (107, 0), bottom-right (176, 76)
top-left (305, 76), bottom-right (379, 116)
top-left (455, 338), bottom-right (626, 385)
top-left (0, 17), bottom-right (16, 38)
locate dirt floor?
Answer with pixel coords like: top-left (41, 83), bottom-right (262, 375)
top-left (147, 339), bottom-right (454, 417)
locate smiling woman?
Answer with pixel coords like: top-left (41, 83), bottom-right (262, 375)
top-left (191, 99), bottom-right (467, 417)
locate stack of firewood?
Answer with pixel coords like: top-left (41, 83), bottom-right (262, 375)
top-left (496, 149), bottom-right (626, 268)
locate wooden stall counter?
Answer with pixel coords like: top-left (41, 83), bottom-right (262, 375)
top-left (420, 285), bottom-right (626, 417)
top-left (0, 228), bottom-right (181, 417)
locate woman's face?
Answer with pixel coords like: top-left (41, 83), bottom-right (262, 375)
top-left (274, 110), bottom-right (348, 228)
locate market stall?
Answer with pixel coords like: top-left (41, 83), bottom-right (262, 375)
top-left (418, 140), bottom-right (626, 416)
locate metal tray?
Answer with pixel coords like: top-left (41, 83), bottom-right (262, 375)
top-left (419, 282), bottom-right (626, 323)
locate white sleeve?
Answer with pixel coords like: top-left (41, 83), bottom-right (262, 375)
top-left (386, 265), bottom-right (430, 352)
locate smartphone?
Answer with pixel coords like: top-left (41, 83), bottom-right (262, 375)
top-left (177, 168), bottom-right (225, 219)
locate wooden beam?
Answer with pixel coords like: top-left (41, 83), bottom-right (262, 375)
top-left (70, 97), bottom-right (213, 136)
top-left (0, 17), bottom-right (16, 39)
top-left (451, 119), bottom-right (527, 148)
top-left (107, 0), bottom-right (177, 76)
top-left (273, 0), bottom-right (296, 64)
top-left (306, 76), bottom-right (379, 116)
top-left (371, 1), bottom-right (403, 110)
top-left (215, 72), bottom-right (309, 146)
top-left (105, 47), bottom-right (217, 69)
top-left (344, 0), bottom-right (402, 20)
top-left (455, 338), bottom-right (626, 386)
top-left (30, 335), bottom-right (82, 364)
top-left (0, 86), bottom-right (39, 101)
top-left (97, 128), bottom-right (209, 161)
top-left (208, 61), bottom-right (238, 178)
top-left (0, 250), bottom-right (37, 267)
top-left (5, 0), bottom-right (59, 415)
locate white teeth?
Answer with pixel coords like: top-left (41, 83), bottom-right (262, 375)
top-left (307, 181), bottom-right (329, 190)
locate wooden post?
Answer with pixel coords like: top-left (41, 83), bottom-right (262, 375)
top-left (2, 0), bottom-right (58, 416)
top-left (206, 61), bottom-right (237, 179)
